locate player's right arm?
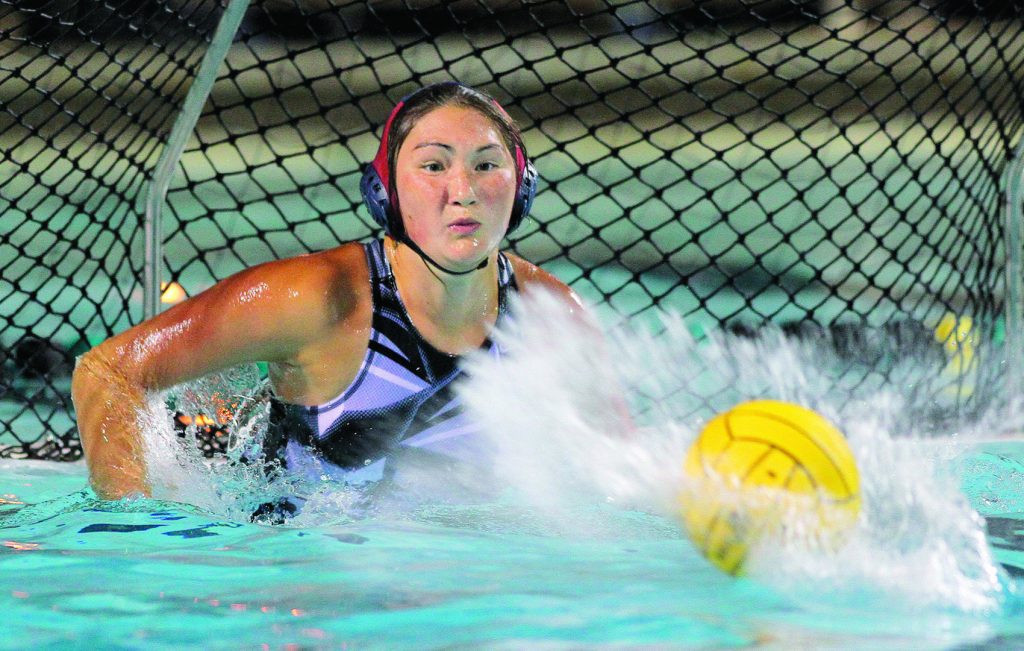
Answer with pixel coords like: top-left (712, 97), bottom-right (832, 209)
top-left (71, 245), bottom-right (365, 500)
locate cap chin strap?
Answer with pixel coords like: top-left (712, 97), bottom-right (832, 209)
top-left (399, 235), bottom-right (489, 276)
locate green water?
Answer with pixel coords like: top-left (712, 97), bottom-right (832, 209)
top-left (2, 441), bottom-right (1024, 650)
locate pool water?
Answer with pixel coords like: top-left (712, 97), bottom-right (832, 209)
top-left (2, 451), bottom-right (1024, 649)
top-left (5, 295), bottom-right (1024, 649)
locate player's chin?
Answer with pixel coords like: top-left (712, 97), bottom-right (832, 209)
top-left (444, 237), bottom-right (499, 270)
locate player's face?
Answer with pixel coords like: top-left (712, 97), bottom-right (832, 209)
top-left (395, 105), bottom-right (516, 271)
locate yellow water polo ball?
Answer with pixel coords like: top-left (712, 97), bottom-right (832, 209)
top-left (680, 399), bottom-right (861, 575)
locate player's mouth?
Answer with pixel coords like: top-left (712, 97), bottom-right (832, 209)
top-left (448, 218), bottom-right (481, 235)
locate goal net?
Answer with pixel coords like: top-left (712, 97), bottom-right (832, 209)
top-left (3, 0), bottom-right (1024, 459)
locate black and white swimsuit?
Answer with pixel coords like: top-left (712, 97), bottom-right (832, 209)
top-left (262, 239), bottom-right (516, 484)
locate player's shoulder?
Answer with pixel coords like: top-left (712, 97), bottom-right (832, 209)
top-left (505, 252), bottom-right (585, 314)
top-left (210, 241), bottom-right (369, 324)
top-left (249, 241), bottom-right (367, 290)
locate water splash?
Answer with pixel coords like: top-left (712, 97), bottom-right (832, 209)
top-left (135, 365), bottom-right (366, 526)
top-left (458, 289), bottom-right (1011, 614)
top-left (131, 285), bottom-right (1014, 613)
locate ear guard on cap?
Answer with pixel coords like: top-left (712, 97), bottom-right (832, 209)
top-left (510, 159), bottom-right (537, 233)
top-left (360, 84), bottom-right (537, 238)
top-left (360, 164), bottom-right (393, 233)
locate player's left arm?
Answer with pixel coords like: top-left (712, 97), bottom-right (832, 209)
top-left (506, 254), bottom-right (635, 434)
top-left (506, 254), bottom-right (587, 320)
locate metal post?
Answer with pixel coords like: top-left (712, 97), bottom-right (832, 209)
top-left (143, 0), bottom-right (251, 320)
top-left (1004, 139), bottom-right (1024, 416)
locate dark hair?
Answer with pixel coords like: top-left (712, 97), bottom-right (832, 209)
top-left (385, 84), bottom-right (526, 225)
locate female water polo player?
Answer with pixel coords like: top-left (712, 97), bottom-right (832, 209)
top-left (72, 82), bottom-right (583, 501)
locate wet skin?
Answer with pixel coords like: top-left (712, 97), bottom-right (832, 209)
top-left (72, 103), bottom-right (584, 500)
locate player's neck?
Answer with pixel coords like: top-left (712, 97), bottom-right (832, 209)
top-left (388, 236), bottom-right (499, 332)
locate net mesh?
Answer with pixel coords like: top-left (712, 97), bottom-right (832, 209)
top-left (3, 0), bottom-right (1024, 459)
top-left (0, 0), bottom-right (223, 458)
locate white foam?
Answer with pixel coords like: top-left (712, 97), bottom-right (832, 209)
top-left (458, 289), bottom-right (1010, 613)
top-left (134, 285), bottom-right (1013, 613)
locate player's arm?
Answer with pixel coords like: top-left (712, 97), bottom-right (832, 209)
top-left (506, 254), bottom-right (587, 319)
top-left (71, 247), bottom-right (361, 499)
top-left (507, 254), bottom-right (635, 433)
